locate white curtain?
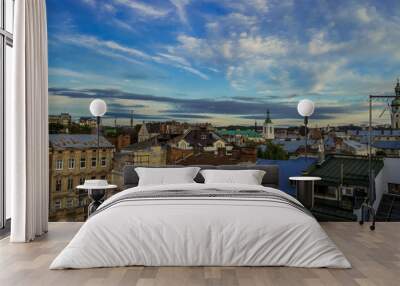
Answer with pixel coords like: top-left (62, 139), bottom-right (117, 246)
top-left (8, 0), bottom-right (49, 242)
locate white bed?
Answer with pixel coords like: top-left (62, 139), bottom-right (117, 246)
top-left (50, 183), bottom-right (351, 269)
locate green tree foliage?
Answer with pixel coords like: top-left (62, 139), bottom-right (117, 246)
top-left (258, 142), bottom-right (289, 160)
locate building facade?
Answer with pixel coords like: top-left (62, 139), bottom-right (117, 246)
top-left (49, 134), bottom-right (115, 222)
top-left (49, 113), bottom-right (72, 127)
top-left (391, 79), bottom-right (400, 129)
top-left (307, 155), bottom-right (384, 221)
top-left (79, 117), bottom-right (97, 128)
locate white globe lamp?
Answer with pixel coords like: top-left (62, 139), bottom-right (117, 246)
top-left (90, 99), bottom-right (107, 117)
top-left (297, 99), bottom-right (315, 117)
top-left (297, 99), bottom-right (315, 161)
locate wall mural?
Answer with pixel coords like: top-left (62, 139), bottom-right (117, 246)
top-left (47, 0), bottom-right (400, 222)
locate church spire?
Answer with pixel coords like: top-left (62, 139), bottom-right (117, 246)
top-left (395, 78), bottom-right (400, 97)
top-left (264, 109), bottom-right (272, 124)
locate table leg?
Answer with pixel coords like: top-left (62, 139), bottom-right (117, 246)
top-left (296, 181), bottom-right (314, 209)
top-left (87, 189), bottom-right (106, 216)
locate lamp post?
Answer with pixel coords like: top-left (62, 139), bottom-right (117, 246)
top-left (89, 99), bottom-right (107, 165)
top-left (297, 99), bottom-right (315, 161)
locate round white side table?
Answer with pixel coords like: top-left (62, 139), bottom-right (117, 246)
top-left (289, 176), bottom-right (321, 209)
top-left (77, 181), bottom-right (117, 216)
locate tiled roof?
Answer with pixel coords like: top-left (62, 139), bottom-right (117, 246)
top-left (307, 155), bottom-right (384, 186)
top-left (122, 137), bottom-right (160, 151)
top-left (182, 127), bottom-right (226, 147)
top-left (49, 134), bottom-right (114, 150)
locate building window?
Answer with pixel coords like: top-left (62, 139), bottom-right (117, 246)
top-left (55, 178), bottom-right (62, 192)
top-left (91, 176), bottom-right (96, 180)
top-left (200, 134), bottom-right (207, 140)
top-left (101, 175), bottom-right (106, 180)
top-left (79, 177), bottom-right (85, 185)
top-left (54, 200), bottom-right (62, 210)
top-left (68, 158), bottom-right (75, 169)
top-left (56, 159), bottom-right (63, 170)
top-left (66, 199), bottom-right (73, 208)
top-left (91, 157), bottom-right (97, 167)
top-left (80, 157), bottom-right (86, 169)
top-left (314, 186), bottom-right (338, 200)
top-left (101, 157), bottom-right (107, 167)
top-left (135, 154), bottom-right (150, 165)
top-left (67, 177), bottom-right (74, 191)
top-left (388, 183), bottom-right (400, 195)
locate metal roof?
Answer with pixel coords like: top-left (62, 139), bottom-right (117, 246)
top-left (49, 134), bottom-right (114, 150)
top-left (272, 139), bottom-right (318, 153)
top-left (307, 155), bottom-right (384, 186)
top-left (372, 141), bottom-right (400, 150)
top-left (348, 130), bottom-right (400, 137)
top-left (217, 129), bottom-right (261, 138)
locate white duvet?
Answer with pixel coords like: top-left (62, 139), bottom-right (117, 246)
top-left (50, 183), bottom-right (351, 269)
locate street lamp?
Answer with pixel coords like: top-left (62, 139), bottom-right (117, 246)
top-left (297, 99), bottom-right (315, 160)
top-left (90, 99), bottom-right (107, 165)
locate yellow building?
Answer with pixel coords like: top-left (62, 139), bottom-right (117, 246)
top-left (49, 134), bottom-right (115, 222)
top-left (112, 141), bottom-right (167, 186)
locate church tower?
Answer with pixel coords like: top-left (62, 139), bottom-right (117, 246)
top-left (262, 109), bottom-right (274, 140)
top-left (391, 79), bottom-right (400, 129)
top-left (138, 121), bottom-right (150, 143)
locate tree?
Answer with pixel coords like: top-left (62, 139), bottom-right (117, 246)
top-left (258, 142), bottom-right (288, 160)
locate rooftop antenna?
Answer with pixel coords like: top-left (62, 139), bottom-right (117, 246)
top-left (114, 116), bottom-right (117, 128)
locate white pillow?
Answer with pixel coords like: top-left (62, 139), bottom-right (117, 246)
top-left (135, 167), bottom-right (200, 186)
top-left (200, 169), bottom-right (266, 185)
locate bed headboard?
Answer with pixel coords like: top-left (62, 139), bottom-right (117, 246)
top-left (122, 165), bottom-right (279, 189)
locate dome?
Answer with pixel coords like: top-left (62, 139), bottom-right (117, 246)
top-left (392, 98), bottom-right (400, 107)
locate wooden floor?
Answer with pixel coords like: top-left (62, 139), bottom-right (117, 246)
top-left (0, 222), bottom-right (399, 286)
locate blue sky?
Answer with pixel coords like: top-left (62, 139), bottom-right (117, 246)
top-left (47, 0), bottom-right (400, 127)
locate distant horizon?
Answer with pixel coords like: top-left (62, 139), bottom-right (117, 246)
top-left (49, 112), bottom-right (398, 130)
top-left (48, 0), bottom-right (400, 127)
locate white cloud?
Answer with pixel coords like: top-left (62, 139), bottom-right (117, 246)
top-left (310, 59), bottom-right (347, 93)
top-left (58, 34), bottom-right (209, 80)
top-left (218, 0), bottom-right (269, 14)
top-left (355, 6), bottom-right (377, 24)
top-left (83, 0), bottom-right (96, 7)
top-left (175, 34), bottom-right (214, 59)
top-left (112, 19), bottom-right (134, 31)
top-left (155, 53), bottom-right (209, 80)
top-left (115, 0), bottom-right (170, 18)
top-left (238, 35), bottom-right (288, 57)
top-left (49, 68), bottom-right (88, 78)
top-left (103, 3), bottom-right (116, 13)
top-left (170, 0), bottom-right (190, 25)
top-left (308, 31), bottom-right (347, 55)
